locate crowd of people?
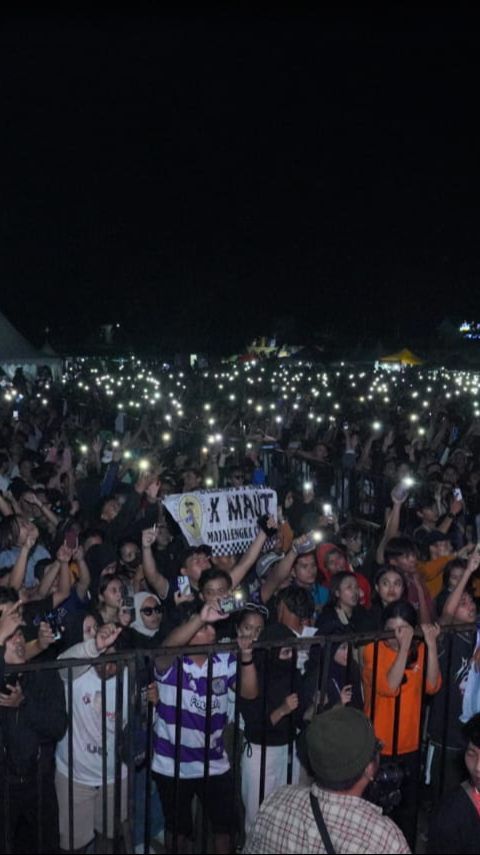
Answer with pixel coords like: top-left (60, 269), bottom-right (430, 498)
top-left (0, 357), bottom-right (479, 854)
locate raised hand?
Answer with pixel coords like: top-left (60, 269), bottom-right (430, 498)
top-left (96, 623), bottom-right (122, 652)
top-left (281, 693), bottom-right (299, 714)
top-left (56, 543), bottom-right (73, 564)
top-left (394, 623), bottom-right (414, 649)
top-left (339, 684), bottom-right (353, 705)
top-left (0, 601), bottom-right (24, 644)
top-left (37, 621), bottom-right (57, 650)
top-left (0, 682), bottom-right (25, 708)
top-left (141, 527), bottom-right (156, 549)
top-left (421, 623), bottom-right (441, 647)
top-left (199, 603), bottom-right (229, 624)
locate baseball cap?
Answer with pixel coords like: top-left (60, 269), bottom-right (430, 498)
top-left (256, 551), bottom-right (284, 579)
top-left (306, 707), bottom-right (376, 784)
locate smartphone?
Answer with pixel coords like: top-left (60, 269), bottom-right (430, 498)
top-left (12, 410), bottom-right (19, 421)
top-left (323, 503), bottom-right (332, 516)
top-left (177, 575), bottom-right (192, 596)
top-left (453, 487), bottom-right (463, 501)
top-left (342, 421), bottom-right (349, 430)
top-left (219, 590), bottom-right (246, 614)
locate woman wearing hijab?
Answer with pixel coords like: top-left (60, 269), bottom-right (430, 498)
top-left (129, 591), bottom-right (167, 649)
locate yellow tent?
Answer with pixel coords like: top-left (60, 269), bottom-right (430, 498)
top-left (380, 348), bottom-right (423, 365)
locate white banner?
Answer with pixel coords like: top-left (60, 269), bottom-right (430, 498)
top-left (162, 486), bottom-right (277, 555)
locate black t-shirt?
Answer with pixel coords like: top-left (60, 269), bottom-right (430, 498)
top-left (428, 630), bottom-right (476, 749)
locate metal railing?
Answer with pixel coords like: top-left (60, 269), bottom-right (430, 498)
top-left (1, 621), bottom-right (476, 854)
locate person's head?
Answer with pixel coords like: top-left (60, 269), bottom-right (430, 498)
top-left (425, 531), bottom-right (452, 560)
top-left (234, 604), bottom-right (268, 643)
top-left (443, 464), bottom-right (459, 486)
top-left (0, 452), bottom-right (9, 475)
top-left (18, 457), bottom-right (33, 482)
top-left (180, 546), bottom-right (212, 584)
top-left (332, 638), bottom-right (350, 668)
top-left (384, 537), bottom-right (417, 576)
top-left (100, 498), bottom-right (121, 522)
top-left (340, 524), bottom-right (363, 556)
top-left (198, 568), bottom-right (232, 606)
top-left (313, 442), bottom-right (329, 461)
top-left (131, 592), bottom-right (163, 636)
top-left (329, 571), bottom-right (359, 614)
top-left (382, 600), bottom-right (417, 655)
top-left (374, 567), bottom-right (407, 608)
top-left (306, 707), bottom-right (379, 794)
top-left (292, 552), bottom-right (318, 589)
top-left (0, 586), bottom-right (25, 663)
top-left (80, 528), bottom-right (104, 553)
top-left (383, 459), bottom-right (397, 479)
top-left (462, 714), bottom-right (480, 790)
top-left (97, 575), bottom-right (124, 611)
top-left (416, 497), bottom-right (439, 527)
top-left (211, 554), bottom-right (236, 573)
top-left (119, 540), bottom-right (140, 569)
top-left (442, 558), bottom-right (467, 593)
top-left (452, 589), bottom-right (477, 624)
top-left (182, 468), bottom-right (203, 492)
top-left (154, 521), bottom-right (173, 548)
top-left (324, 547), bottom-right (348, 576)
top-left (0, 514), bottom-right (36, 550)
top-left (0, 585), bottom-right (21, 611)
top-left (259, 623), bottom-right (296, 668)
top-left (228, 467), bottom-right (245, 487)
top-left (61, 611), bottom-right (98, 649)
top-left (172, 602), bottom-right (217, 646)
top-left (276, 586), bottom-right (315, 632)
top-left (3, 626), bottom-right (26, 664)
top-left (82, 613), bottom-right (98, 641)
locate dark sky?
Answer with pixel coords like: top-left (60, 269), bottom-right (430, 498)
top-left (1, 7), bottom-right (479, 352)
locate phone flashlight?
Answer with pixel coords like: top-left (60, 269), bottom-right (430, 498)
top-left (138, 459), bottom-right (150, 471)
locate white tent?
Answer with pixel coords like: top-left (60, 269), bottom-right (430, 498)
top-left (0, 310), bottom-right (62, 379)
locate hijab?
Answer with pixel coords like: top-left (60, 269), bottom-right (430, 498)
top-left (130, 591), bottom-right (162, 637)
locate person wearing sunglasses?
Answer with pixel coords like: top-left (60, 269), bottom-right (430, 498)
top-left (129, 591), bottom-right (166, 648)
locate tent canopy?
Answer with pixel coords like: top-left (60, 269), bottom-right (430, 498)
top-left (0, 310), bottom-right (62, 378)
top-left (380, 347), bottom-right (424, 365)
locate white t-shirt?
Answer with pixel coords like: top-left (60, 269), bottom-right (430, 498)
top-left (56, 665), bottom-right (128, 786)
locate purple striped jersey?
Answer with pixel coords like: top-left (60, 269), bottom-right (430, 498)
top-left (152, 652), bottom-right (237, 779)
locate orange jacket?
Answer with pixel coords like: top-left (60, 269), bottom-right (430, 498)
top-left (416, 555), bottom-right (452, 598)
top-left (363, 640), bottom-right (441, 755)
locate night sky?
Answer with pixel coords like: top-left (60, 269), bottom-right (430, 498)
top-left (1, 8), bottom-right (479, 353)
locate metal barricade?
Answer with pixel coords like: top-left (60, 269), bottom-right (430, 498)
top-left (0, 621), bottom-right (475, 854)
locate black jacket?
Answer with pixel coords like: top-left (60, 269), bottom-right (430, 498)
top-left (427, 783), bottom-right (480, 854)
top-left (0, 665), bottom-right (67, 778)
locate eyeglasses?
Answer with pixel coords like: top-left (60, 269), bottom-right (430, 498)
top-left (140, 606), bottom-right (162, 616)
top-left (242, 602), bottom-right (269, 618)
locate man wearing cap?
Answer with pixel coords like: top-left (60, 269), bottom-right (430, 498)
top-left (243, 706), bottom-right (410, 854)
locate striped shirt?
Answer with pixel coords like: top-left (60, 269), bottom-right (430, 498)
top-left (152, 652), bottom-right (237, 779)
